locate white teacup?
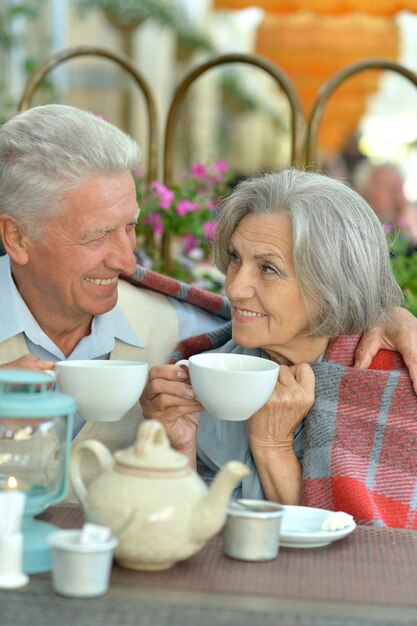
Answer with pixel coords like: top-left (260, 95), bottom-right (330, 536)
top-left (177, 353), bottom-right (279, 421)
top-left (49, 360), bottom-right (149, 422)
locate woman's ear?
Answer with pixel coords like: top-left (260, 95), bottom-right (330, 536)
top-left (0, 215), bottom-right (30, 264)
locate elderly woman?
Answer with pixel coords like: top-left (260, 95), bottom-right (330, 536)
top-left (141, 169), bottom-right (417, 528)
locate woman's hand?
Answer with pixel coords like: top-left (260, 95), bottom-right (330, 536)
top-left (0, 355), bottom-right (55, 371)
top-left (354, 307), bottom-right (417, 393)
top-left (247, 363), bottom-right (315, 504)
top-left (140, 364), bottom-right (205, 466)
top-left (248, 363), bottom-right (315, 449)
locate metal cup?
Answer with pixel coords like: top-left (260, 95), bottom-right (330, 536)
top-left (223, 499), bottom-right (285, 561)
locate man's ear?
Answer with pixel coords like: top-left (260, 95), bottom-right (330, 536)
top-left (0, 215), bottom-right (30, 264)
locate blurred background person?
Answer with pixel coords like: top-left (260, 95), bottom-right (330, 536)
top-left (353, 161), bottom-right (417, 249)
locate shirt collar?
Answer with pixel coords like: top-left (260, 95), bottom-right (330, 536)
top-left (92, 303), bottom-right (144, 349)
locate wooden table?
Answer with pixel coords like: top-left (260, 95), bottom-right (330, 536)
top-left (2, 504), bottom-right (417, 626)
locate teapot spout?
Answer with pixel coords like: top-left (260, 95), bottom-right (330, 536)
top-left (190, 461), bottom-right (250, 544)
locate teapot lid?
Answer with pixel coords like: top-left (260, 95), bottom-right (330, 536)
top-left (115, 420), bottom-right (189, 470)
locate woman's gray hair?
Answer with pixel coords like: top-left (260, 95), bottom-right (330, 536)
top-left (214, 169), bottom-right (402, 337)
top-left (0, 104), bottom-right (141, 239)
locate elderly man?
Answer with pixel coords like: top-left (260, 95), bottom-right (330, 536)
top-left (0, 104), bottom-right (224, 452)
top-left (1, 104), bottom-right (417, 458)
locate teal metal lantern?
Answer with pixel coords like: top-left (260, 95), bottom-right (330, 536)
top-left (0, 371), bottom-right (75, 573)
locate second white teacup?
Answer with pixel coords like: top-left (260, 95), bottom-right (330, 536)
top-left (177, 353), bottom-right (279, 421)
top-left (50, 360), bottom-right (149, 422)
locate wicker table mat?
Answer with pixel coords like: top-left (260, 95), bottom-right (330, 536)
top-left (39, 505), bottom-right (417, 607)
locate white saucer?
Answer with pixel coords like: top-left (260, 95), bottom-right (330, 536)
top-left (280, 505), bottom-right (356, 548)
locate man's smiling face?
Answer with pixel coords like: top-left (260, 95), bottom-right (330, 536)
top-left (18, 172), bottom-right (139, 327)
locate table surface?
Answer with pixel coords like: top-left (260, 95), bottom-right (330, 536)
top-left (2, 504), bottom-right (417, 626)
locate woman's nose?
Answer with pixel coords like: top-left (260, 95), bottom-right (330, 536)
top-left (226, 266), bottom-right (256, 300)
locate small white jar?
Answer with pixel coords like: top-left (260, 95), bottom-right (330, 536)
top-left (48, 529), bottom-right (118, 598)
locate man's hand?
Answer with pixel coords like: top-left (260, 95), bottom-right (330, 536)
top-left (354, 307), bottom-right (417, 393)
top-left (0, 355), bottom-right (55, 371)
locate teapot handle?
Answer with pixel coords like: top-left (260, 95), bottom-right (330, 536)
top-left (70, 440), bottom-right (114, 509)
top-left (134, 420), bottom-right (170, 456)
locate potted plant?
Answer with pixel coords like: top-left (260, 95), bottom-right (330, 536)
top-left (134, 160), bottom-right (233, 289)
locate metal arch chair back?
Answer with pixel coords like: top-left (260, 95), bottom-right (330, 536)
top-left (305, 58), bottom-right (417, 172)
top-left (162, 52), bottom-right (305, 186)
top-left (17, 45), bottom-right (158, 181)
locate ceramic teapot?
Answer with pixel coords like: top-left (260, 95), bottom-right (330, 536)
top-left (70, 420), bottom-right (250, 571)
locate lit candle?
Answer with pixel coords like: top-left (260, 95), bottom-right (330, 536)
top-left (0, 476), bottom-right (30, 492)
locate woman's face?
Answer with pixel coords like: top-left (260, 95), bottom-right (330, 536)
top-left (225, 213), bottom-right (327, 365)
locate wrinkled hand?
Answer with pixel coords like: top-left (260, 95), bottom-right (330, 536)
top-left (140, 364), bottom-right (204, 453)
top-left (0, 355), bottom-right (55, 371)
top-left (247, 363), bottom-right (315, 452)
top-left (354, 307), bottom-right (417, 394)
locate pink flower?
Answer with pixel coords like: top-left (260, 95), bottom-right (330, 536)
top-left (176, 199), bottom-right (200, 216)
top-left (150, 181), bottom-right (174, 210)
top-left (214, 160), bottom-right (229, 173)
top-left (191, 162), bottom-right (207, 178)
top-left (398, 218), bottom-right (411, 233)
top-left (205, 200), bottom-right (217, 211)
top-left (143, 213), bottom-right (163, 235)
top-left (203, 221), bottom-right (217, 242)
top-left (183, 235), bottom-right (201, 255)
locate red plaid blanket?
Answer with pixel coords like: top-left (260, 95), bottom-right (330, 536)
top-left (302, 335), bottom-right (417, 528)
top-left (126, 267), bottom-right (417, 528)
